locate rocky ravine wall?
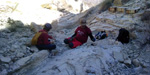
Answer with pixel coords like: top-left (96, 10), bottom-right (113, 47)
top-left (0, 0), bottom-right (150, 75)
top-left (0, 0), bottom-right (113, 74)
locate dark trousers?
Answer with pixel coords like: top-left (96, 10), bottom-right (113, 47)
top-left (36, 44), bottom-right (56, 51)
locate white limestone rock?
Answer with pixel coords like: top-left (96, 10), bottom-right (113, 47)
top-left (132, 59), bottom-right (140, 67)
top-left (16, 53), bottom-right (24, 58)
top-left (12, 50), bottom-right (49, 72)
top-left (0, 56), bottom-right (11, 63)
top-left (124, 59), bottom-right (131, 65)
top-left (113, 51), bottom-right (124, 62)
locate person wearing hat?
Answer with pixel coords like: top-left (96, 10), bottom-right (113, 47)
top-left (64, 18), bottom-right (96, 48)
top-left (36, 23), bottom-right (56, 50)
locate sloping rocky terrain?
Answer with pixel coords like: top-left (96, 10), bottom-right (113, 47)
top-left (0, 0), bottom-right (150, 75)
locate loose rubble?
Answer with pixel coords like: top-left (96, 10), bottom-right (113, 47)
top-left (0, 0), bottom-right (150, 75)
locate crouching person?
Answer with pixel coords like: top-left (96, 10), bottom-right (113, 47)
top-left (64, 18), bottom-right (95, 48)
top-left (31, 23), bottom-right (56, 51)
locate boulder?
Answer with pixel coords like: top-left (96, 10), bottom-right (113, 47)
top-left (0, 56), bottom-right (11, 63)
top-left (130, 31), bottom-right (137, 39)
top-left (116, 7), bottom-right (127, 13)
top-left (109, 6), bottom-right (117, 12)
top-left (10, 50), bottom-right (49, 74)
top-left (126, 7), bottom-right (140, 14)
top-left (113, 51), bottom-right (124, 62)
top-left (123, 53), bottom-right (129, 60)
top-left (132, 59), bottom-right (140, 67)
top-left (30, 22), bottom-right (43, 33)
top-left (16, 53), bottom-right (24, 58)
top-left (14, 20), bottom-right (24, 28)
top-left (24, 38), bottom-right (32, 46)
top-left (124, 59), bottom-right (131, 65)
top-left (30, 46), bottom-right (39, 53)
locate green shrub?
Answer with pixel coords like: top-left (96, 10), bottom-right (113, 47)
top-left (6, 18), bottom-right (24, 32)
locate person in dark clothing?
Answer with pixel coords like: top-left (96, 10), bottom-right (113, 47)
top-left (64, 18), bottom-right (96, 48)
top-left (36, 23), bottom-right (56, 50)
top-left (116, 28), bottom-right (130, 44)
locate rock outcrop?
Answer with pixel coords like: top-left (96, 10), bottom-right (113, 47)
top-left (0, 0), bottom-right (150, 75)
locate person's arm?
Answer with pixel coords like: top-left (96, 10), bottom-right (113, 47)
top-left (116, 37), bottom-right (118, 41)
top-left (70, 27), bottom-right (78, 40)
top-left (87, 28), bottom-right (95, 42)
top-left (69, 33), bottom-right (76, 41)
top-left (48, 35), bottom-right (53, 39)
top-left (71, 33), bottom-right (76, 38)
top-left (43, 33), bottom-right (51, 44)
top-left (89, 33), bottom-right (95, 42)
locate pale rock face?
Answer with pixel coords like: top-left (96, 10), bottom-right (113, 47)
top-left (11, 50), bottom-right (49, 73)
top-left (48, 0), bottom-right (105, 13)
top-left (65, 0), bottom-right (82, 12)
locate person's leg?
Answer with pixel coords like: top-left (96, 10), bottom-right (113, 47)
top-left (48, 44), bottom-right (56, 50)
top-left (64, 39), bottom-right (69, 44)
top-left (64, 37), bottom-right (72, 44)
top-left (69, 42), bottom-right (74, 48)
top-left (36, 44), bottom-right (56, 51)
top-left (36, 45), bottom-right (42, 50)
top-left (69, 39), bottom-right (82, 48)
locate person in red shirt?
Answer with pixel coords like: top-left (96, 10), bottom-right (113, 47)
top-left (64, 19), bottom-right (95, 48)
top-left (36, 23), bottom-right (56, 50)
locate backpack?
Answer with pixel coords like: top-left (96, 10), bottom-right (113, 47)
top-left (116, 28), bottom-right (129, 44)
top-left (31, 32), bottom-right (45, 45)
top-left (95, 31), bottom-right (108, 40)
